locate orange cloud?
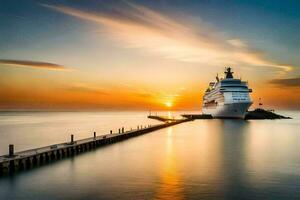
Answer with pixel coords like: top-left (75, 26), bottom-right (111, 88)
top-left (65, 82), bottom-right (108, 95)
top-left (268, 77), bottom-right (300, 87)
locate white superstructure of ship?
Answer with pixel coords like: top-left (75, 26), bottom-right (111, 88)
top-left (202, 67), bottom-right (253, 118)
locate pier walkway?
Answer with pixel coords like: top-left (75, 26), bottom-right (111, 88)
top-left (0, 118), bottom-right (192, 175)
top-left (147, 115), bottom-right (180, 122)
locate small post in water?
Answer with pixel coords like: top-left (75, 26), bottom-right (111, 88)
top-left (110, 130), bottom-right (112, 134)
top-left (122, 127), bottom-right (124, 133)
top-left (71, 134), bottom-right (74, 144)
top-left (9, 144), bottom-right (14, 157)
top-left (94, 131), bottom-right (96, 139)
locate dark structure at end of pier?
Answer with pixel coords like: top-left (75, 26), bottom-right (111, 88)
top-left (245, 109), bottom-right (291, 120)
top-left (181, 114), bottom-right (213, 119)
top-left (180, 109), bottom-right (291, 120)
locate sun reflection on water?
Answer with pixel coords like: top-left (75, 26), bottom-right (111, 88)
top-left (154, 127), bottom-right (184, 200)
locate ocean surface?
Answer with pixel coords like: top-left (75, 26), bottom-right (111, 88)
top-left (0, 111), bottom-right (299, 200)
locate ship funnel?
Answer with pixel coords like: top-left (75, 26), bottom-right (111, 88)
top-left (225, 67), bottom-right (234, 79)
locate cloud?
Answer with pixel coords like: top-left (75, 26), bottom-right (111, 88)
top-left (42, 2), bottom-right (293, 72)
top-left (0, 59), bottom-right (68, 71)
top-left (65, 83), bottom-right (108, 95)
top-left (227, 39), bottom-right (247, 48)
top-left (134, 92), bottom-right (154, 98)
top-left (269, 77), bottom-right (300, 87)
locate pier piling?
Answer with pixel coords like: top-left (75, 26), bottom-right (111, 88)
top-left (71, 134), bottom-right (74, 144)
top-left (9, 145), bottom-right (14, 157)
top-left (94, 132), bottom-right (96, 139)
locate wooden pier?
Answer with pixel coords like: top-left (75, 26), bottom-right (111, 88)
top-left (0, 119), bottom-right (191, 175)
top-left (147, 115), bottom-right (179, 122)
top-left (148, 113), bottom-right (213, 122)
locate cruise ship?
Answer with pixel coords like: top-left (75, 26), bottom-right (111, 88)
top-left (202, 67), bottom-right (253, 118)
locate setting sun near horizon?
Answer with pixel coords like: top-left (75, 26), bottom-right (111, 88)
top-left (165, 102), bottom-right (173, 108)
top-left (0, 0), bottom-right (300, 111)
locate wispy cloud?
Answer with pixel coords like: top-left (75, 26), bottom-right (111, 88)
top-left (65, 83), bottom-right (108, 95)
top-left (269, 77), bottom-right (300, 87)
top-left (0, 59), bottom-right (68, 71)
top-left (42, 2), bottom-right (293, 72)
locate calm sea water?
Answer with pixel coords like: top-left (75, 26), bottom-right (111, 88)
top-left (0, 111), bottom-right (299, 200)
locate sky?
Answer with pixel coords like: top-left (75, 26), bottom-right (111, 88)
top-left (0, 0), bottom-right (300, 110)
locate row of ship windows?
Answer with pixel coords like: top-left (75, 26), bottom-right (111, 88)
top-left (220, 85), bottom-right (248, 87)
top-left (207, 90), bottom-right (249, 98)
top-left (232, 96), bottom-right (248, 98)
top-left (206, 94), bottom-right (249, 101)
top-left (233, 98), bottom-right (247, 100)
top-left (206, 92), bottom-right (223, 98)
top-left (232, 93), bottom-right (248, 97)
top-left (204, 97), bottom-right (224, 102)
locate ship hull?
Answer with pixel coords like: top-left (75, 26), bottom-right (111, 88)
top-left (202, 102), bottom-right (252, 119)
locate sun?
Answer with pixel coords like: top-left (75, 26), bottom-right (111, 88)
top-left (165, 102), bottom-right (173, 108)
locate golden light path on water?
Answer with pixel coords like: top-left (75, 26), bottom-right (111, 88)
top-left (154, 127), bottom-right (184, 200)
